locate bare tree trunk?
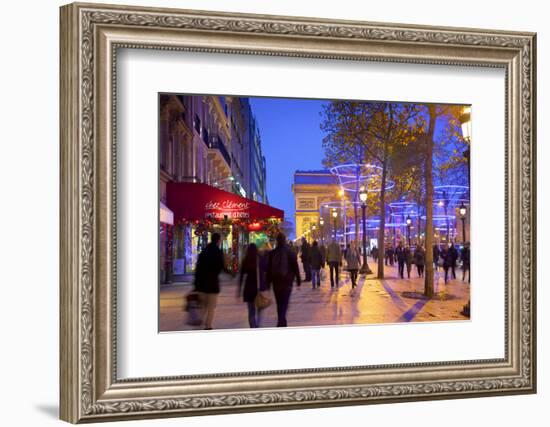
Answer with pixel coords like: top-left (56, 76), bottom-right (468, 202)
top-left (424, 106), bottom-right (437, 297)
top-left (354, 164), bottom-right (360, 242)
top-left (377, 160), bottom-right (387, 279)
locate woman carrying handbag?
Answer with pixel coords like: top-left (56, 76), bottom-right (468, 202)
top-left (238, 242), bottom-right (272, 328)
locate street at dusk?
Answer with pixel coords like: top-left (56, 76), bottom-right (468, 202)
top-left (160, 263), bottom-right (469, 332)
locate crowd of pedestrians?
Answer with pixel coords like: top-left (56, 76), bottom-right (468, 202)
top-left (189, 232), bottom-right (470, 330)
top-left (378, 241), bottom-right (470, 283)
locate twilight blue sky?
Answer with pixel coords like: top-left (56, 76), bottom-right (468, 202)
top-left (249, 97), bottom-right (328, 226)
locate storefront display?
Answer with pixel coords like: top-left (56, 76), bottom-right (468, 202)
top-left (162, 182), bottom-right (284, 282)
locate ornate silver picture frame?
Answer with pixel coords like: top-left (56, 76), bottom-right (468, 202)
top-left (60, 2), bottom-right (536, 423)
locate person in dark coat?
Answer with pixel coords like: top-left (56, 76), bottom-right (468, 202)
top-left (413, 245), bottom-right (426, 278)
top-left (238, 243), bottom-right (270, 328)
top-left (461, 242), bottom-right (470, 282)
top-left (404, 245), bottom-right (413, 278)
top-left (194, 232), bottom-right (224, 330)
top-left (385, 245), bottom-right (394, 266)
top-left (371, 245), bottom-right (379, 262)
top-left (267, 233), bottom-right (301, 327)
top-left (443, 244), bottom-right (456, 283)
top-left (309, 241), bottom-right (324, 289)
top-left (395, 242), bottom-right (406, 278)
top-left (449, 243), bottom-right (459, 279)
top-left (433, 244), bottom-right (441, 271)
top-left (300, 237), bottom-right (312, 283)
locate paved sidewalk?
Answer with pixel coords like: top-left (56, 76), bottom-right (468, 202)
top-left (160, 263), bottom-right (470, 332)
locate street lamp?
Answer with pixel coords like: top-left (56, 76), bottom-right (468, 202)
top-left (359, 186), bottom-right (372, 274)
top-left (406, 214), bottom-right (412, 246)
top-left (319, 217), bottom-right (325, 245)
top-left (459, 202), bottom-right (467, 243)
top-left (312, 224), bottom-right (317, 242)
top-left (332, 209), bottom-right (338, 240)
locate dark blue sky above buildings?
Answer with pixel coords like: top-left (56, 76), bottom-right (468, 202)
top-left (249, 97), bottom-right (328, 224)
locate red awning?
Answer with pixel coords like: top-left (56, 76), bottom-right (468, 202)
top-left (166, 182), bottom-right (284, 224)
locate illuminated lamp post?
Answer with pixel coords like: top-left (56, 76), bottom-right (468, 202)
top-left (359, 186), bottom-right (372, 275)
top-left (312, 224), bottom-right (317, 243)
top-left (406, 215), bottom-right (412, 246)
top-left (459, 202), bottom-right (467, 243)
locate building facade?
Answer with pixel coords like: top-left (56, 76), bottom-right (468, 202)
top-left (159, 94), bottom-right (271, 283)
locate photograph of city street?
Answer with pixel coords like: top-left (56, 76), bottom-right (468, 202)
top-left (159, 94), bottom-right (471, 332)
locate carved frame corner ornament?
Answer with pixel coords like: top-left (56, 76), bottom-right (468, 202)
top-left (60, 2), bottom-right (536, 423)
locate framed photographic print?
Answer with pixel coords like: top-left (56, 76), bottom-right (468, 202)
top-left (60, 2), bottom-right (537, 423)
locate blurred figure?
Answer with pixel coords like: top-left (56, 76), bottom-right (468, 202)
top-left (267, 233), bottom-right (301, 327)
top-left (300, 237), bottom-right (312, 283)
top-left (442, 244), bottom-right (453, 283)
top-left (395, 242), bottom-right (406, 278)
top-left (309, 241), bottom-right (324, 289)
top-left (404, 245), bottom-right (413, 279)
top-left (386, 245), bottom-right (395, 266)
top-left (413, 245), bottom-right (426, 278)
top-left (371, 245), bottom-right (379, 262)
top-left (238, 243), bottom-right (271, 328)
top-left (345, 240), bottom-right (361, 289)
top-left (449, 243), bottom-right (459, 279)
top-left (194, 232), bottom-right (224, 330)
top-left (326, 239), bottom-right (342, 288)
top-left (433, 244), bottom-right (441, 271)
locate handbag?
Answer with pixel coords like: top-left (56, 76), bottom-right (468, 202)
top-left (184, 291), bottom-right (202, 326)
top-left (254, 257), bottom-right (272, 309)
top-left (255, 291), bottom-right (272, 309)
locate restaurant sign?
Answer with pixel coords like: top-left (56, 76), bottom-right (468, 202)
top-left (204, 200), bottom-right (250, 219)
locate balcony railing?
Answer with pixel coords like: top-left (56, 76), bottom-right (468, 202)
top-left (209, 136), bottom-right (231, 167)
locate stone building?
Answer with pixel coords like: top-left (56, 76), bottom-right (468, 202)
top-left (158, 94), bottom-right (272, 283)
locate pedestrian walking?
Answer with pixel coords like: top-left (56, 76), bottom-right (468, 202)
top-left (326, 239), bottom-right (342, 288)
top-left (461, 242), bottom-right (470, 283)
top-left (433, 244), bottom-right (441, 271)
top-left (413, 245), bottom-right (426, 278)
top-left (267, 233), bottom-right (301, 327)
top-left (300, 237), bottom-right (312, 283)
top-left (344, 240), bottom-right (361, 289)
top-left (238, 243), bottom-right (259, 327)
top-left (193, 232), bottom-right (225, 330)
top-left (238, 243), bottom-right (271, 328)
top-left (449, 243), bottom-right (459, 279)
top-left (442, 244), bottom-right (455, 283)
top-left (395, 242), bottom-right (406, 278)
top-left (404, 245), bottom-right (413, 278)
top-left (371, 245), bottom-right (379, 262)
top-left (309, 241), bottom-right (325, 288)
